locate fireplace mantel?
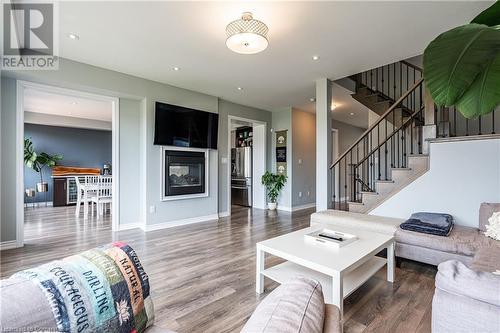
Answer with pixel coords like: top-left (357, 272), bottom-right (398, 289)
top-left (161, 146), bottom-right (210, 201)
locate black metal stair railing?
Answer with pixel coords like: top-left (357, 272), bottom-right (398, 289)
top-left (330, 78), bottom-right (425, 210)
top-left (355, 60), bottom-right (423, 106)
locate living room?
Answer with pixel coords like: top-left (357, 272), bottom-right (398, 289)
top-left (1, 2), bottom-right (499, 333)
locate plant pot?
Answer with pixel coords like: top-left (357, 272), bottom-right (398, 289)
top-left (36, 182), bottom-right (48, 192)
top-left (268, 202), bottom-right (277, 210)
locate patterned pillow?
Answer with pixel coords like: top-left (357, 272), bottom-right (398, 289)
top-left (484, 211), bottom-right (500, 241)
top-left (12, 241), bottom-right (154, 333)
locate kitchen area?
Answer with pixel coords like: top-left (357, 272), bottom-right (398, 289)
top-left (231, 123), bottom-right (253, 208)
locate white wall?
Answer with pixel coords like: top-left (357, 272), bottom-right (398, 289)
top-left (371, 137), bottom-right (500, 227)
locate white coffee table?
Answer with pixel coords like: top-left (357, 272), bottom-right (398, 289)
top-left (256, 224), bottom-right (395, 314)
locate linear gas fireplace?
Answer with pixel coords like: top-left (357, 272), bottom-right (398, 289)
top-left (162, 148), bottom-right (208, 200)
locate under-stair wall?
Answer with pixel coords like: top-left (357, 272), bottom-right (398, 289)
top-left (370, 136), bottom-right (500, 227)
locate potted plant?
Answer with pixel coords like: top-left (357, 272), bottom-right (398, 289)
top-left (423, 2), bottom-right (500, 119)
top-left (24, 138), bottom-right (63, 193)
top-left (261, 171), bottom-right (287, 210)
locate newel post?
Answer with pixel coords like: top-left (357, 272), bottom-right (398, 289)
top-left (422, 84), bottom-right (437, 154)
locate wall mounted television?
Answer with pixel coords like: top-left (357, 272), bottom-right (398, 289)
top-left (154, 102), bottom-right (219, 149)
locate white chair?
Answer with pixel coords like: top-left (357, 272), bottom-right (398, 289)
top-left (74, 176), bottom-right (99, 218)
top-left (91, 176), bottom-right (112, 220)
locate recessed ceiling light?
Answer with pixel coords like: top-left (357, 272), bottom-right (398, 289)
top-left (67, 33), bottom-right (79, 40)
top-left (312, 55), bottom-right (320, 61)
top-left (237, 87), bottom-right (243, 91)
top-left (350, 112), bottom-right (355, 116)
top-left (310, 97), bottom-right (316, 102)
top-left (71, 101), bottom-right (78, 105)
top-left (173, 67), bottom-right (180, 71)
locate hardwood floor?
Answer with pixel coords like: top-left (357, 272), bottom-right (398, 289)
top-left (1, 205), bottom-right (436, 333)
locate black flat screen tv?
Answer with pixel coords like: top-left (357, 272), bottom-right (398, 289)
top-left (154, 102), bottom-right (218, 149)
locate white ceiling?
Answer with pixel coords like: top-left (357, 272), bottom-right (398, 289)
top-left (297, 82), bottom-right (372, 129)
top-left (24, 88), bottom-right (112, 122)
top-left (58, 1), bottom-right (491, 112)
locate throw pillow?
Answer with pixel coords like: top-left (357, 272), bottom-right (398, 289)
top-left (484, 211), bottom-right (500, 241)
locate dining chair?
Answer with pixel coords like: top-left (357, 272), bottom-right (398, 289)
top-left (74, 176), bottom-right (99, 218)
top-left (91, 176), bottom-right (112, 220)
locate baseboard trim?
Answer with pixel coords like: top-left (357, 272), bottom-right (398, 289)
top-left (277, 203), bottom-right (317, 212)
top-left (117, 223), bottom-right (144, 231)
top-left (143, 214), bottom-right (220, 232)
top-left (0, 240), bottom-right (23, 251)
top-left (291, 203), bottom-right (317, 212)
top-left (218, 211), bottom-right (230, 218)
top-left (24, 201), bottom-right (53, 208)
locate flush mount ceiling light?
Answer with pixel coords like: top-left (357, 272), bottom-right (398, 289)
top-left (172, 67), bottom-right (180, 71)
top-left (312, 55), bottom-right (320, 61)
top-left (226, 12), bottom-right (269, 54)
top-left (237, 87), bottom-right (243, 91)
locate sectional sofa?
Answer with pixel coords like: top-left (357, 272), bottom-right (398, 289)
top-left (311, 202), bottom-right (500, 333)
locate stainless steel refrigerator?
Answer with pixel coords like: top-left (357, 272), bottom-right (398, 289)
top-left (231, 147), bottom-right (252, 207)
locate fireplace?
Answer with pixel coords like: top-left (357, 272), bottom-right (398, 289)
top-left (163, 149), bottom-right (206, 198)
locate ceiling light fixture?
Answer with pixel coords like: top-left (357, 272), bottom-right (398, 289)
top-left (331, 103), bottom-right (337, 110)
top-left (312, 55), bottom-right (320, 61)
top-left (237, 87), bottom-right (243, 91)
top-left (173, 67), bottom-right (180, 71)
top-left (310, 97), bottom-right (316, 102)
top-left (226, 12), bottom-right (269, 54)
top-left (350, 112), bottom-right (355, 116)
top-left (71, 101), bottom-right (78, 105)
top-left (67, 33), bottom-right (79, 40)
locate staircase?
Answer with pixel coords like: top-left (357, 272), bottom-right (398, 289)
top-left (330, 60), bottom-right (498, 213)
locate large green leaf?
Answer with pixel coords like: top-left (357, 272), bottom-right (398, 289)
top-left (456, 54), bottom-right (500, 118)
top-left (471, 1), bottom-right (500, 26)
top-left (423, 24), bottom-right (500, 106)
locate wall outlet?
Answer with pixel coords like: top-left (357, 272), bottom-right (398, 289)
top-left (149, 205), bottom-right (156, 214)
top-left (298, 191), bottom-right (302, 198)
top-left (298, 158), bottom-right (303, 165)
top-left (221, 157), bottom-right (228, 164)
top-left (307, 191), bottom-right (311, 196)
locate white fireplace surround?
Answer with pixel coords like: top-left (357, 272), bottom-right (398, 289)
top-left (161, 146), bottom-right (210, 201)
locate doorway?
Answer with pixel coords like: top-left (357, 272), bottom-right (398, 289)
top-left (16, 81), bottom-right (119, 246)
top-left (227, 116), bottom-right (266, 214)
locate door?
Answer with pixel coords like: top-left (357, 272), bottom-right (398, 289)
top-left (53, 178), bottom-right (67, 207)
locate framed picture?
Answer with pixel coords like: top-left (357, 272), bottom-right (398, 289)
top-left (276, 147), bottom-right (286, 162)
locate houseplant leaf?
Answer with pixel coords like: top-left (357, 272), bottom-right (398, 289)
top-left (423, 24), bottom-right (500, 106)
top-left (471, 1), bottom-right (500, 26)
top-left (455, 54), bottom-right (500, 118)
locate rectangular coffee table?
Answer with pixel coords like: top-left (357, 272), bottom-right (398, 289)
top-left (255, 224), bottom-right (395, 314)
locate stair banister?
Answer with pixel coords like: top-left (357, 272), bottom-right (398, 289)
top-left (330, 78), bottom-right (424, 169)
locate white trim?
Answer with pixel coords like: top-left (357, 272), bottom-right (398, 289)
top-left (218, 211), bottom-right (230, 217)
top-left (275, 202), bottom-right (316, 212)
top-left (24, 202), bottom-right (53, 208)
top-left (160, 146), bottom-right (210, 201)
top-left (227, 115), bottom-right (267, 216)
top-left (0, 240), bottom-right (22, 251)
top-left (117, 223), bottom-right (143, 231)
top-left (291, 203), bottom-right (317, 212)
top-left (142, 213), bottom-right (219, 231)
top-left (15, 81), bottom-right (120, 244)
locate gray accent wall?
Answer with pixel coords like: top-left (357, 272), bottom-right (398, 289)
top-left (24, 124), bottom-right (112, 203)
top-left (1, 58), bottom-right (273, 243)
top-left (291, 109), bottom-right (316, 207)
top-left (333, 120), bottom-right (366, 155)
top-left (1, 77), bottom-right (17, 242)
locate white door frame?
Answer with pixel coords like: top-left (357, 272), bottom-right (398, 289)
top-left (227, 115), bottom-right (267, 214)
top-left (16, 80), bottom-right (120, 246)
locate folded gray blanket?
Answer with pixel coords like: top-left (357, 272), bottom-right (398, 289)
top-left (400, 212), bottom-right (454, 236)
